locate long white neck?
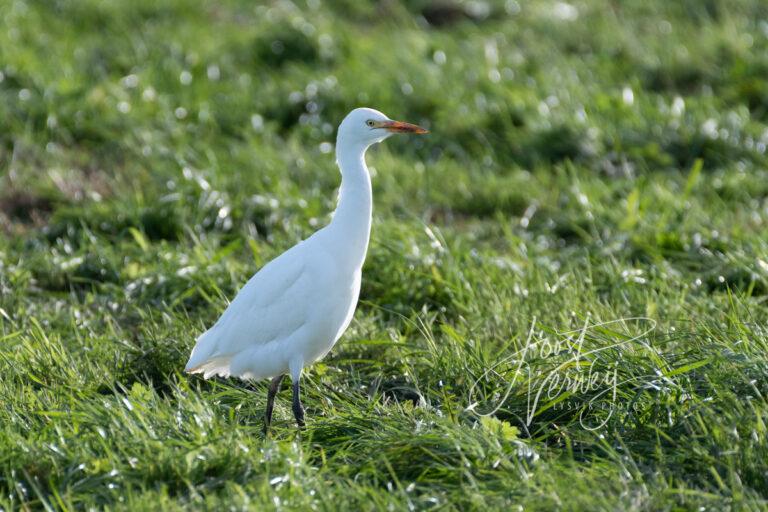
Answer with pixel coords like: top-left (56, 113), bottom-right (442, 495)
top-left (326, 138), bottom-right (373, 270)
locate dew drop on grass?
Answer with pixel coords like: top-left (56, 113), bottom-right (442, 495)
top-left (122, 398), bottom-right (133, 411)
top-left (671, 96), bottom-right (685, 116)
top-left (251, 114), bottom-right (264, 131)
top-left (121, 74), bottom-right (139, 88)
top-left (484, 40), bottom-right (498, 66)
top-left (552, 2), bottom-right (578, 21)
top-left (505, 0), bottom-right (521, 14)
top-left (702, 119), bottom-right (718, 138)
top-left (622, 86), bottom-right (634, 106)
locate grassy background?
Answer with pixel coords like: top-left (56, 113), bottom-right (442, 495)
top-left (1, 0), bottom-right (768, 509)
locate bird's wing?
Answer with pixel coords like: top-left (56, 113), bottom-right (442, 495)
top-left (185, 238), bottom-right (322, 371)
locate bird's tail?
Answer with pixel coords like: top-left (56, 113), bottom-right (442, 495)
top-left (184, 327), bottom-right (218, 373)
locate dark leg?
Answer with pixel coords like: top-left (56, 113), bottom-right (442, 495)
top-left (292, 378), bottom-right (305, 428)
top-left (264, 374), bottom-right (285, 431)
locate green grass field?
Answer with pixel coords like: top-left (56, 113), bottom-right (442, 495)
top-left (1, 0), bottom-right (768, 509)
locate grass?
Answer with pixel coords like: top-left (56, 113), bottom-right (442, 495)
top-left (1, 0), bottom-right (767, 509)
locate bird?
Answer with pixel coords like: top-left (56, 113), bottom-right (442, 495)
top-left (185, 107), bottom-right (427, 429)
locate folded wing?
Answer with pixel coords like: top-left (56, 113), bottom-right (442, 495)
top-left (184, 241), bottom-right (313, 377)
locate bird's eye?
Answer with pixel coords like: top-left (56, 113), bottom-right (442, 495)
top-left (366, 120), bottom-right (375, 127)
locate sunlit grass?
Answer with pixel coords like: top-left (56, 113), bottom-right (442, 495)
top-left (0, 0), bottom-right (767, 509)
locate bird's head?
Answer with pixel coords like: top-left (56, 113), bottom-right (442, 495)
top-left (337, 107), bottom-right (428, 148)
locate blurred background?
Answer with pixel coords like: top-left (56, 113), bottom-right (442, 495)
top-left (2, 0), bottom-right (768, 356)
top-left (2, 0), bottom-right (767, 228)
top-left (2, 0), bottom-right (768, 303)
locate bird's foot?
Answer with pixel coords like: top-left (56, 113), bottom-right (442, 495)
top-left (292, 403), bottom-right (305, 428)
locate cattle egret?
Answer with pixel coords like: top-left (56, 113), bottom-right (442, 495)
top-left (185, 108), bottom-right (427, 428)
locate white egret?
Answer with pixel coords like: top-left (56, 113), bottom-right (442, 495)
top-left (185, 108), bottom-right (427, 428)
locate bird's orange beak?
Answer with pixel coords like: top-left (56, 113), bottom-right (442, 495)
top-left (380, 120), bottom-right (429, 134)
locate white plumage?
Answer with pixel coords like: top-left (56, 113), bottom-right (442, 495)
top-left (185, 107), bottom-right (427, 427)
